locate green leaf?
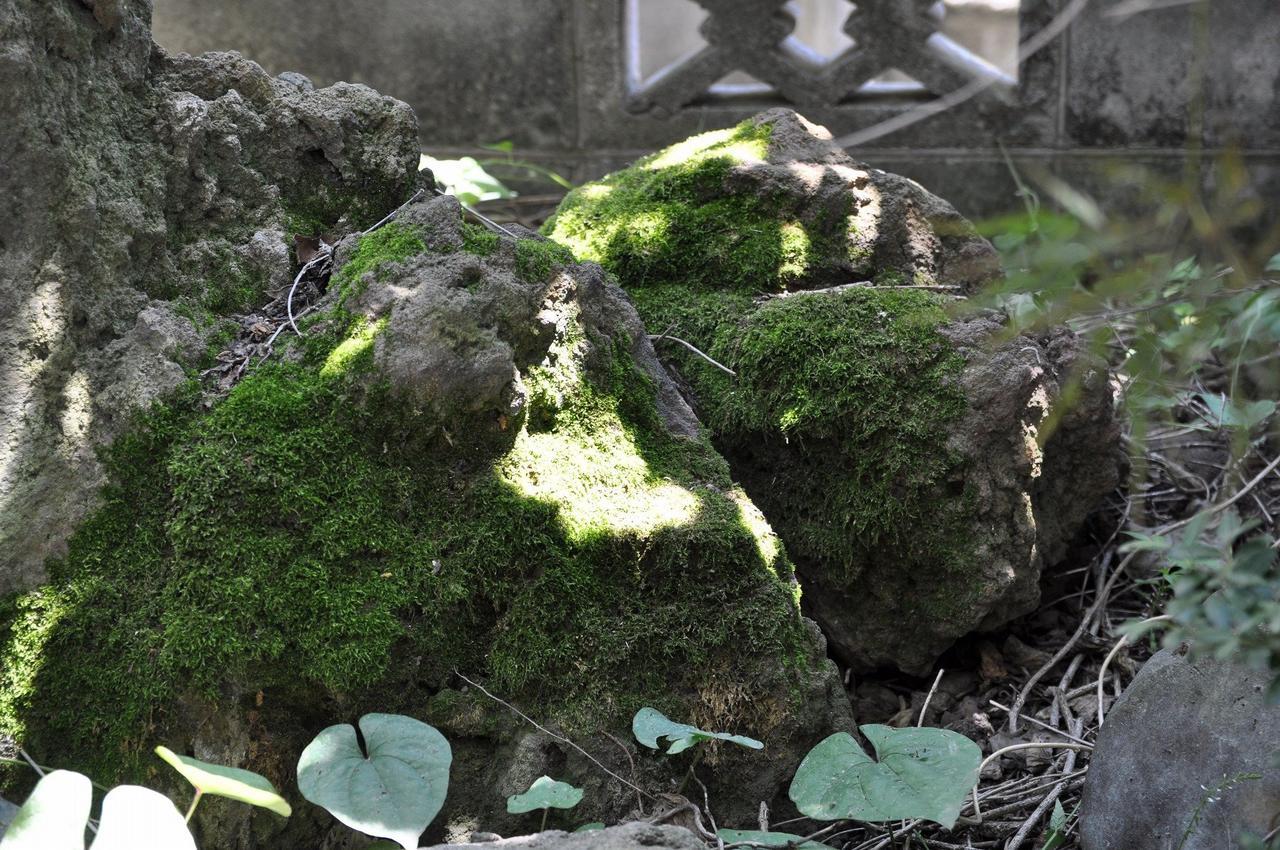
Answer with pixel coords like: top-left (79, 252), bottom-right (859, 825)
top-left (788, 727), bottom-right (982, 829)
top-left (155, 746), bottom-right (291, 817)
top-left (1266, 252), bottom-right (1280, 272)
top-left (506, 776), bottom-right (583, 814)
top-left (1042, 799), bottom-right (1068, 850)
top-left (0, 770), bottom-right (91, 850)
top-left (418, 155), bottom-right (516, 206)
top-left (575, 823), bottom-right (606, 832)
top-left (90, 786), bottom-right (196, 850)
top-left (632, 707), bottom-right (763, 755)
top-left (717, 829), bottom-right (833, 850)
top-left (297, 713), bottom-right (451, 850)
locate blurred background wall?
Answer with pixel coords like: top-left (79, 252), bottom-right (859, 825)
top-left (152, 0), bottom-right (1280, 224)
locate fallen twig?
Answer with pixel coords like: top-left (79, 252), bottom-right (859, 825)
top-left (648, 334), bottom-right (737, 377)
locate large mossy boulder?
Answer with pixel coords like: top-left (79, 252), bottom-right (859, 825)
top-left (0, 0), bottom-right (419, 594)
top-left (0, 195), bottom-right (849, 846)
top-left (544, 109), bottom-right (1121, 673)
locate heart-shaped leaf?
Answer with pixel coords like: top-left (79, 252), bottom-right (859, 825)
top-left (155, 746), bottom-right (292, 817)
top-left (717, 829), bottom-right (833, 850)
top-left (506, 777), bottom-right (583, 814)
top-left (90, 786), bottom-right (196, 850)
top-left (789, 727), bottom-right (981, 829)
top-left (297, 713), bottom-right (451, 850)
top-left (0, 770), bottom-right (91, 850)
top-left (632, 707), bottom-right (763, 755)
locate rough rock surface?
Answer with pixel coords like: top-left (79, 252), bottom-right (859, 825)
top-left (545, 109), bottom-right (1121, 673)
top-left (1080, 647), bottom-right (1280, 850)
top-left (0, 195), bottom-right (851, 848)
top-left (0, 0), bottom-right (419, 594)
top-left (421, 823), bottom-right (702, 850)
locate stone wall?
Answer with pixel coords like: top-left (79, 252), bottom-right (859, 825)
top-left (152, 0), bottom-right (1280, 225)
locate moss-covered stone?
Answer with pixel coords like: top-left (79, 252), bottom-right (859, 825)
top-left (0, 200), bottom-right (837, 844)
top-left (539, 110), bottom-right (1100, 674)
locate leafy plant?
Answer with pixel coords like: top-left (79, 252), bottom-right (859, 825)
top-left (1041, 799), bottom-right (1070, 850)
top-left (155, 745), bottom-right (291, 820)
top-left (971, 153), bottom-right (1280, 696)
top-left (506, 776), bottom-right (583, 830)
top-left (297, 713), bottom-right (451, 850)
top-left (788, 726), bottom-right (981, 829)
top-left (419, 155), bottom-right (516, 207)
top-left (0, 769), bottom-right (196, 850)
top-left (632, 707), bottom-right (763, 755)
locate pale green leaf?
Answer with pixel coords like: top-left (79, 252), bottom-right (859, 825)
top-left (155, 746), bottom-right (291, 817)
top-left (90, 786), bottom-right (195, 850)
top-left (717, 829), bottom-right (833, 850)
top-left (632, 708), bottom-right (763, 755)
top-left (788, 727), bottom-right (982, 829)
top-left (297, 713), bottom-right (451, 850)
top-left (1266, 252), bottom-right (1280, 272)
top-left (0, 770), bottom-right (91, 850)
top-left (419, 155), bottom-right (516, 206)
top-left (506, 777), bottom-right (583, 814)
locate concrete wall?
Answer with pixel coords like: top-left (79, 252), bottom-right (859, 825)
top-left (152, 0), bottom-right (1280, 225)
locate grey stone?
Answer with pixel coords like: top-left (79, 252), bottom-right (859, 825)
top-left (1079, 648), bottom-right (1280, 850)
top-left (0, 795), bottom-right (18, 841)
top-left (420, 823), bottom-right (703, 850)
top-left (0, 0), bottom-right (419, 594)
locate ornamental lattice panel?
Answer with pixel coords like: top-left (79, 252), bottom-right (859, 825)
top-left (625, 0), bottom-right (1016, 115)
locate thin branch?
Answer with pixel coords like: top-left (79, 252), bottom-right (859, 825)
top-left (648, 334), bottom-right (737, 376)
top-left (453, 671), bottom-right (655, 802)
top-left (918, 668), bottom-right (945, 727)
top-left (1096, 615), bottom-right (1172, 726)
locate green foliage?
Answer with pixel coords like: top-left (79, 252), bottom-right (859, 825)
top-left (632, 707), bottom-right (763, 755)
top-left (1041, 800), bottom-right (1071, 850)
top-left (298, 714), bottom-right (451, 850)
top-left (0, 771), bottom-right (195, 850)
top-left (717, 830), bottom-right (833, 850)
top-left (420, 155), bottom-right (517, 206)
top-left (506, 776), bottom-right (583, 814)
top-left (788, 727), bottom-right (982, 829)
top-left (91, 786), bottom-right (197, 850)
top-left (1124, 512), bottom-right (1280, 700)
top-left (155, 746), bottom-right (291, 818)
top-left (974, 155), bottom-right (1280, 695)
top-left (0, 770), bottom-right (90, 850)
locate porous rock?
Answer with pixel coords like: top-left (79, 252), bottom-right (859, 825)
top-left (0, 0), bottom-right (419, 594)
top-left (545, 109), bottom-right (1121, 673)
top-left (1079, 648), bottom-right (1280, 850)
top-left (1, 195), bottom-right (851, 848)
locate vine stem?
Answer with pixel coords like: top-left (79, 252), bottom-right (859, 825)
top-left (185, 790), bottom-right (203, 823)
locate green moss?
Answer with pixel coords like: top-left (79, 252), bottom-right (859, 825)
top-left (514, 238), bottom-right (574, 283)
top-left (461, 222), bottom-right (500, 257)
top-left (632, 286), bottom-right (973, 577)
top-left (543, 118), bottom-right (855, 294)
top-left (0, 284), bottom-right (808, 784)
top-left (333, 222), bottom-right (428, 299)
top-left (541, 119), bottom-right (980, 588)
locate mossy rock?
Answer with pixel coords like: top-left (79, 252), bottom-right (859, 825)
top-left (544, 109), bottom-right (1120, 673)
top-left (0, 197), bottom-right (847, 848)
